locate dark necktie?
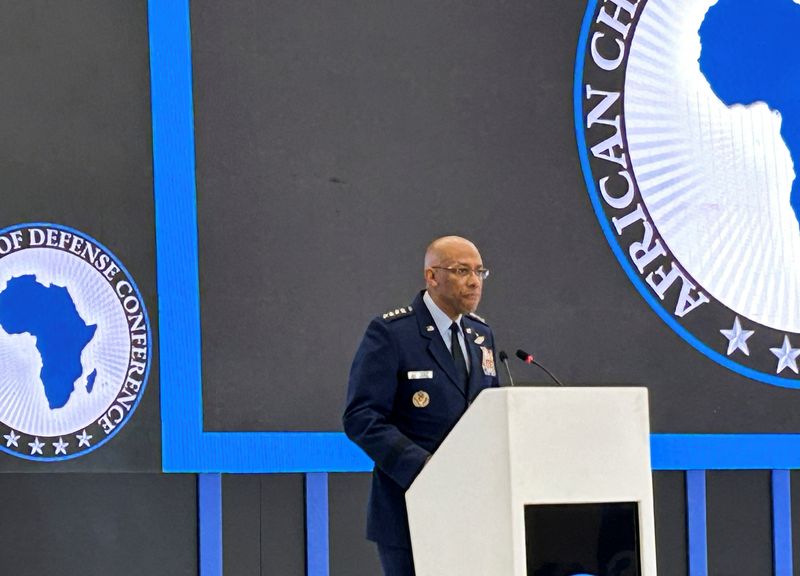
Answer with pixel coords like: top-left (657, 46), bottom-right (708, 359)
top-left (450, 322), bottom-right (469, 398)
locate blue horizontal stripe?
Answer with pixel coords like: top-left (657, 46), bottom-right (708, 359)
top-left (163, 431), bottom-right (372, 473)
top-left (165, 432), bottom-right (800, 473)
top-left (651, 434), bottom-right (800, 470)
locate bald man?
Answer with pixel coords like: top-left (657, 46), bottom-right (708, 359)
top-left (343, 236), bottom-right (500, 576)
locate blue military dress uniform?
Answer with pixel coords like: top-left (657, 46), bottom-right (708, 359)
top-left (343, 291), bottom-right (500, 553)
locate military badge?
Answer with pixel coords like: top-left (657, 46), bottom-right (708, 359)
top-left (412, 390), bottom-right (430, 408)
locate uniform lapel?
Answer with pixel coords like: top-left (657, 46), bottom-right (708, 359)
top-left (414, 292), bottom-right (466, 398)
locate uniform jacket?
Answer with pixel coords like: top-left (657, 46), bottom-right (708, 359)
top-left (343, 291), bottom-right (500, 548)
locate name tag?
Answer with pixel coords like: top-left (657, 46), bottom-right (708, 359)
top-left (407, 370), bottom-right (433, 380)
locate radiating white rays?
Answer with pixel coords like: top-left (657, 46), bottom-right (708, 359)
top-left (625, 0), bottom-right (800, 332)
top-left (0, 248), bottom-right (131, 436)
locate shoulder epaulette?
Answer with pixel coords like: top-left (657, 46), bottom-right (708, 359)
top-left (382, 305), bottom-right (414, 321)
top-left (467, 312), bottom-right (488, 326)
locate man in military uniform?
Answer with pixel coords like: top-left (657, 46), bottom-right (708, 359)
top-left (343, 236), bottom-right (500, 576)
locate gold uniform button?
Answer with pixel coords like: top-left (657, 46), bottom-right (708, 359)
top-left (412, 390), bottom-right (430, 408)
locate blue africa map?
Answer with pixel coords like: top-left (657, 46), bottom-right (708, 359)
top-left (0, 275), bottom-right (97, 409)
top-left (699, 0), bottom-right (800, 230)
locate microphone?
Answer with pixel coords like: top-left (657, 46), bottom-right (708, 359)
top-left (498, 351), bottom-right (515, 387)
top-left (515, 349), bottom-right (564, 387)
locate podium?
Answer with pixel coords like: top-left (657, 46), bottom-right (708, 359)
top-left (406, 387), bottom-right (657, 575)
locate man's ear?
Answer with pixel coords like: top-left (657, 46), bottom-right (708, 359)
top-left (424, 267), bottom-right (437, 287)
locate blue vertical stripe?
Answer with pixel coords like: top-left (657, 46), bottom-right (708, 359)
top-left (686, 470), bottom-right (708, 576)
top-left (199, 474), bottom-right (223, 576)
top-left (305, 473), bottom-right (330, 576)
top-left (772, 470), bottom-right (793, 576)
top-left (148, 0), bottom-right (206, 465)
top-left (149, 0), bottom-right (374, 475)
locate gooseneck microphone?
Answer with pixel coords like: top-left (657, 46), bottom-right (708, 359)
top-left (498, 351), bottom-right (515, 387)
top-left (515, 349), bottom-right (564, 387)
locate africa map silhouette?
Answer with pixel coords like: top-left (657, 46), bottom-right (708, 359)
top-left (0, 275), bottom-right (96, 409)
top-left (699, 0), bottom-right (800, 231)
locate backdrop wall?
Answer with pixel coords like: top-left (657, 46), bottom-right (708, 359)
top-left (0, 0), bottom-right (797, 575)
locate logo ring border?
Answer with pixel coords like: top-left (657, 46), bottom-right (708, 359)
top-left (0, 221), bottom-right (154, 461)
top-left (573, 0), bottom-right (800, 389)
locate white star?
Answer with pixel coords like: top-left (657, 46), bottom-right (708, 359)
top-left (770, 336), bottom-right (800, 374)
top-left (76, 430), bottom-right (92, 448)
top-left (720, 316), bottom-right (755, 356)
top-left (4, 430), bottom-right (20, 448)
top-left (52, 438), bottom-right (68, 455)
top-left (28, 438), bottom-right (44, 455)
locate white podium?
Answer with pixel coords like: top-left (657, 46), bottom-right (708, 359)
top-left (406, 387), bottom-right (657, 575)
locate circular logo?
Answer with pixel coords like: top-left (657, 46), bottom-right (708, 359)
top-left (576, 0), bottom-right (800, 386)
top-left (412, 390), bottom-right (430, 408)
top-left (0, 223), bottom-right (151, 460)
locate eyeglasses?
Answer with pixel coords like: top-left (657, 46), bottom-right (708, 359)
top-left (431, 266), bottom-right (490, 280)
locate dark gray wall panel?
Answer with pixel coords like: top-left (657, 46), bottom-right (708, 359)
top-left (330, 471), bottom-right (694, 575)
top-left (224, 473), bottom-right (381, 576)
top-left (329, 472), bottom-right (382, 576)
top-left (8, 1), bottom-right (793, 576)
top-left (0, 473), bottom-right (196, 576)
top-left (223, 475), bottom-right (262, 576)
top-left (261, 474), bottom-right (305, 576)
top-left (192, 0), bottom-right (800, 434)
top-left (707, 471), bottom-right (772, 576)
top-left (652, 471), bottom-right (687, 576)
top-left (0, 0), bottom-right (158, 471)
top-left (222, 474), bottom-right (306, 576)
top-left (190, 0), bottom-right (557, 432)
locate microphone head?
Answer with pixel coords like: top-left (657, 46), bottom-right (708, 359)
top-left (515, 349), bottom-right (534, 364)
top-left (499, 350), bottom-right (508, 362)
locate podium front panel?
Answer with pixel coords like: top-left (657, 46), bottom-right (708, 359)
top-left (524, 502), bottom-right (641, 576)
